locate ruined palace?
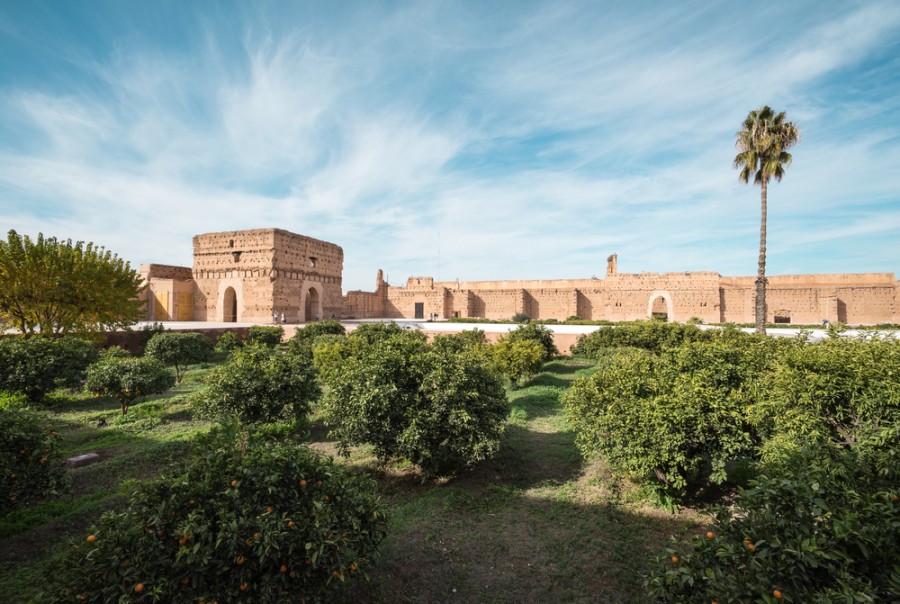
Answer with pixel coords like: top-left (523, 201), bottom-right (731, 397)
top-left (141, 229), bottom-right (900, 326)
top-left (141, 228), bottom-right (343, 324)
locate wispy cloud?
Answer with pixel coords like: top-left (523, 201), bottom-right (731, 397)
top-left (1, 0), bottom-right (899, 291)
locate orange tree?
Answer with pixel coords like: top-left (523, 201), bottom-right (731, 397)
top-left (0, 410), bottom-right (69, 514)
top-left (0, 336), bottom-right (98, 402)
top-left (143, 332), bottom-right (213, 384)
top-left (647, 437), bottom-right (900, 602)
top-left (318, 324), bottom-right (508, 477)
top-left (84, 356), bottom-right (175, 415)
top-left (39, 424), bottom-right (387, 603)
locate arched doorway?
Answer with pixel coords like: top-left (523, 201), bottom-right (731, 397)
top-left (304, 287), bottom-right (320, 323)
top-left (223, 287), bottom-right (237, 322)
top-left (647, 290), bottom-right (674, 322)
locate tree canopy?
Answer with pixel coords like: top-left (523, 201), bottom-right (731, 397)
top-left (0, 230), bottom-right (145, 336)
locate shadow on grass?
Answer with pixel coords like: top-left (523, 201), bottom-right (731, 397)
top-left (542, 359), bottom-right (595, 374)
top-left (338, 486), bottom-right (699, 604)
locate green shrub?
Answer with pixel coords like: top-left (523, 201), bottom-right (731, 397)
top-left (647, 441), bottom-right (900, 602)
top-left (136, 321), bottom-right (166, 353)
top-left (505, 322), bottom-right (557, 361)
top-left (84, 356), bottom-right (175, 415)
top-left (98, 345), bottom-right (130, 361)
top-left (144, 332), bottom-right (214, 383)
top-left (491, 338), bottom-right (545, 386)
top-left (752, 338), bottom-right (900, 467)
top-left (564, 340), bottom-right (764, 501)
top-left (193, 344), bottom-right (319, 424)
top-left (0, 336), bottom-right (98, 401)
top-left (1, 410), bottom-right (70, 514)
top-left (431, 329), bottom-right (488, 355)
top-left (39, 425), bottom-right (387, 603)
top-left (570, 320), bottom-right (712, 357)
top-left (289, 320), bottom-right (346, 354)
top-left (214, 331), bottom-right (243, 354)
top-left (511, 312), bottom-right (530, 323)
top-left (247, 325), bottom-right (284, 348)
top-left (319, 330), bottom-right (508, 477)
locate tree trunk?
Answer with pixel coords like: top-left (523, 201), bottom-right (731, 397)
top-left (756, 179), bottom-right (768, 335)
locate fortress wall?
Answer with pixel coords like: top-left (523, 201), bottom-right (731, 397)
top-left (435, 278), bottom-right (603, 291)
top-left (384, 287), bottom-right (447, 319)
top-left (576, 288), bottom-right (606, 320)
top-left (522, 288), bottom-right (579, 320)
top-left (468, 289), bottom-right (524, 320)
top-left (343, 290), bottom-right (384, 319)
top-left (140, 264), bottom-right (193, 281)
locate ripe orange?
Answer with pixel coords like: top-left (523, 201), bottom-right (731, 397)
top-left (350, 563), bottom-right (358, 572)
top-left (179, 537), bottom-right (187, 545)
top-left (671, 555), bottom-right (679, 564)
top-left (744, 538), bottom-right (756, 552)
top-left (231, 480), bottom-right (238, 487)
top-left (9, 473), bottom-right (15, 479)
top-left (773, 589), bottom-right (783, 600)
top-left (290, 570), bottom-right (297, 578)
top-left (86, 534), bottom-right (97, 543)
top-left (134, 583), bottom-right (144, 593)
top-left (299, 479), bottom-right (307, 488)
top-left (280, 564), bottom-right (288, 573)
top-left (236, 555), bottom-right (246, 565)
top-left (253, 532), bottom-right (261, 540)
top-left (317, 480), bottom-right (323, 487)
top-left (39, 457), bottom-right (47, 464)
top-left (706, 531), bottom-right (715, 539)
top-left (332, 570), bottom-right (341, 579)
top-left (239, 582), bottom-right (249, 592)
top-left (266, 506), bottom-right (273, 513)
top-left (287, 521), bottom-right (296, 528)
top-left (892, 493), bottom-right (899, 503)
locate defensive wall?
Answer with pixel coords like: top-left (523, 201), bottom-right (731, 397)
top-left (139, 231), bottom-right (899, 326)
top-left (343, 255), bottom-right (900, 325)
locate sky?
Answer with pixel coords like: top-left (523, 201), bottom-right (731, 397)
top-left (1, 1), bottom-right (899, 292)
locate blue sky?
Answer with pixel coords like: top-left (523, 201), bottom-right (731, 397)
top-left (1, 1), bottom-right (899, 291)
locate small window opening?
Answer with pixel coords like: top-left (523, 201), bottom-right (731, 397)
top-left (309, 256), bottom-right (318, 268)
top-left (232, 251), bottom-right (242, 263)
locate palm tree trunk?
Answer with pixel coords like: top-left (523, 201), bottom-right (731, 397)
top-left (756, 179), bottom-right (768, 334)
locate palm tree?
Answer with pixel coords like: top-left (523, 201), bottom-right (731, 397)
top-left (734, 106), bottom-right (801, 335)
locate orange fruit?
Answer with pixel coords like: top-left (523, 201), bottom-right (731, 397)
top-left (189, 499), bottom-right (196, 505)
top-left (305, 558), bottom-right (312, 566)
top-left (9, 473), bottom-right (15, 479)
top-left (236, 555), bottom-right (246, 565)
top-left (134, 583), bottom-right (144, 593)
top-left (287, 521), bottom-right (296, 528)
top-left (773, 589), bottom-right (783, 600)
top-left (324, 495), bottom-right (330, 502)
top-left (86, 534), bottom-right (97, 543)
top-left (231, 480), bottom-right (238, 487)
top-left (266, 506), bottom-right (273, 513)
top-left (289, 570), bottom-right (297, 578)
top-left (239, 582), bottom-right (249, 592)
top-left (332, 570), bottom-right (340, 579)
top-left (299, 480), bottom-right (307, 488)
top-left (350, 563), bottom-right (358, 572)
top-left (280, 564), bottom-right (288, 573)
top-left (253, 532), bottom-right (261, 540)
top-left (179, 537), bottom-right (187, 545)
top-left (712, 600), bottom-right (720, 604)
top-left (706, 531), bottom-right (715, 539)
top-left (892, 494), bottom-right (899, 503)
top-left (40, 457), bottom-right (47, 464)
top-left (317, 480), bottom-right (323, 487)
top-left (671, 555), bottom-right (679, 564)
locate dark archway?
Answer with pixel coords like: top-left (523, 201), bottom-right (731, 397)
top-left (650, 296), bottom-right (668, 321)
top-left (304, 287), bottom-right (320, 323)
top-left (224, 287), bottom-right (237, 322)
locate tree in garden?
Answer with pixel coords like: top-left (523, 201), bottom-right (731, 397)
top-left (246, 325), bottom-right (284, 348)
top-left (734, 106), bottom-right (801, 335)
top-left (40, 425), bottom-right (386, 603)
top-left (0, 336), bottom-right (98, 402)
top-left (0, 230), bottom-right (145, 336)
top-left (144, 332), bottom-right (214, 383)
top-left (319, 328), bottom-right (508, 477)
top-left (193, 344), bottom-right (320, 424)
top-left (505, 322), bottom-right (557, 361)
top-left (84, 356), bottom-right (175, 415)
top-left (1, 410), bottom-right (70, 514)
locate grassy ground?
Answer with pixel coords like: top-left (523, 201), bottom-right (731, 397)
top-left (0, 358), bottom-right (705, 603)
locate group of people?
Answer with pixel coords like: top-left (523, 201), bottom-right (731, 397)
top-left (273, 311), bottom-right (286, 324)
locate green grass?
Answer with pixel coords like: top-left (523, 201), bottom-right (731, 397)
top-left (0, 358), bottom-right (706, 603)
